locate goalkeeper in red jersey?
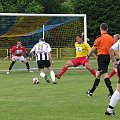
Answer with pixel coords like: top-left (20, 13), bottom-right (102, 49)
top-left (4, 41), bottom-right (33, 74)
top-left (55, 34), bottom-right (97, 79)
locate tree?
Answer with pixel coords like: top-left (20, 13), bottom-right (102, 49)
top-left (71, 0), bottom-right (120, 41)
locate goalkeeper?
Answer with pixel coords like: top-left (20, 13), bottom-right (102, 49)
top-left (55, 34), bottom-right (97, 79)
top-left (4, 41), bottom-right (33, 74)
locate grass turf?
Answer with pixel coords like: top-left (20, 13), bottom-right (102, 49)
top-left (0, 59), bottom-right (120, 120)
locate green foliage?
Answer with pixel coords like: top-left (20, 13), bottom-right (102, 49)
top-left (71, 0), bottom-right (120, 41)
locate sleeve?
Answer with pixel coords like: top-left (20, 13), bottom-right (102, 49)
top-left (23, 46), bottom-right (27, 54)
top-left (47, 44), bottom-right (51, 52)
top-left (10, 46), bottom-right (15, 53)
top-left (111, 41), bottom-right (119, 50)
top-left (93, 37), bottom-right (101, 48)
top-left (84, 42), bottom-right (91, 51)
top-left (30, 45), bottom-right (36, 53)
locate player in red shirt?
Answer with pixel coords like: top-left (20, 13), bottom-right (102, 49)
top-left (4, 41), bottom-right (33, 74)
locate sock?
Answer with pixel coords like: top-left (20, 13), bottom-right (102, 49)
top-left (90, 78), bottom-right (100, 93)
top-left (26, 62), bottom-right (30, 70)
top-left (109, 70), bottom-right (115, 78)
top-left (40, 72), bottom-right (45, 78)
top-left (104, 78), bottom-right (114, 95)
top-left (50, 71), bottom-right (55, 82)
top-left (59, 66), bottom-right (68, 77)
top-left (87, 68), bottom-right (96, 77)
top-left (9, 61), bottom-right (15, 71)
top-left (109, 90), bottom-right (120, 108)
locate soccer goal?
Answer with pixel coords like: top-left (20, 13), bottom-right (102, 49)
top-left (0, 13), bottom-right (87, 71)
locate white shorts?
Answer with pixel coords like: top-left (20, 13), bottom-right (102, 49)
top-left (12, 56), bottom-right (26, 62)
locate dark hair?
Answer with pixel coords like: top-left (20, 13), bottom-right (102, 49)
top-left (77, 34), bottom-right (83, 38)
top-left (100, 23), bottom-right (108, 31)
top-left (39, 38), bottom-right (45, 41)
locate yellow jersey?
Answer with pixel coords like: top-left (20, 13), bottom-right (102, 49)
top-left (75, 42), bottom-right (91, 57)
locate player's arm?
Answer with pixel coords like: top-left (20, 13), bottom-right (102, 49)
top-left (30, 45), bottom-right (36, 57)
top-left (87, 46), bottom-right (97, 58)
top-left (4, 52), bottom-right (11, 60)
top-left (92, 53), bottom-right (97, 60)
top-left (48, 52), bottom-right (54, 64)
top-left (4, 48), bottom-right (13, 60)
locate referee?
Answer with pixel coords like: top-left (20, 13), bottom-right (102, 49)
top-left (30, 38), bottom-right (57, 84)
top-left (86, 23), bottom-right (114, 98)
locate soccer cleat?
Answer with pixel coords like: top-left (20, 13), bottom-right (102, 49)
top-left (55, 74), bottom-right (61, 79)
top-left (6, 71), bottom-right (10, 75)
top-left (105, 110), bottom-right (115, 116)
top-left (28, 70), bottom-right (33, 72)
top-left (53, 82), bottom-right (57, 84)
top-left (107, 94), bottom-right (112, 99)
top-left (44, 76), bottom-right (50, 83)
top-left (86, 89), bottom-right (92, 97)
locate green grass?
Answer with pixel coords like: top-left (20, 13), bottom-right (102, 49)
top-left (0, 59), bottom-right (120, 120)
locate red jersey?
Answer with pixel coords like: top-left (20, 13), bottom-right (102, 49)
top-left (10, 46), bottom-right (27, 56)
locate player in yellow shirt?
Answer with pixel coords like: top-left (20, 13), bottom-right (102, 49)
top-left (55, 34), bottom-right (97, 79)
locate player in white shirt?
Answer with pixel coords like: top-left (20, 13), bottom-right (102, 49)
top-left (105, 38), bottom-right (120, 116)
top-left (30, 38), bottom-right (57, 84)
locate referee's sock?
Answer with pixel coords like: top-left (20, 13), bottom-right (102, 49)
top-left (104, 78), bottom-right (114, 96)
top-left (90, 78), bottom-right (100, 93)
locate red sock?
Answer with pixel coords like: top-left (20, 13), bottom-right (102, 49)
top-left (59, 66), bottom-right (68, 77)
top-left (115, 70), bottom-right (119, 77)
top-left (109, 70), bottom-right (115, 78)
top-left (88, 69), bottom-right (96, 77)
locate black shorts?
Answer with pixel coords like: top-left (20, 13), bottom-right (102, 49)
top-left (37, 60), bottom-right (51, 69)
top-left (97, 55), bottom-right (110, 73)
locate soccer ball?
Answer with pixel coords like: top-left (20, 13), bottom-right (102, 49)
top-left (32, 78), bottom-right (39, 84)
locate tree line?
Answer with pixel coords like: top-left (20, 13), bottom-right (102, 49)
top-left (0, 0), bottom-right (120, 42)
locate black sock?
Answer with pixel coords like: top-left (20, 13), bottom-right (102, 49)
top-left (109, 105), bottom-right (114, 109)
top-left (26, 62), bottom-right (30, 70)
top-left (104, 78), bottom-right (114, 95)
top-left (90, 78), bottom-right (100, 93)
top-left (9, 61), bottom-right (15, 71)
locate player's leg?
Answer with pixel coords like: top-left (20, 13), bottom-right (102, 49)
top-left (6, 56), bottom-right (16, 74)
top-left (55, 59), bottom-right (75, 79)
top-left (37, 60), bottom-right (50, 83)
top-left (22, 57), bottom-right (33, 72)
top-left (86, 55), bottom-right (104, 97)
top-left (86, 71), bottom-right (100, 97)
top-left (109, 69), bottom-right (115, 78)
top-left (44, 60), bottom-right (57, 84)
top-left (84, 61), bottom-right (96, 77)
top-left (102, 55), bottom-right (114, 97)
top-left (105, 82), bottom-right (120, 116)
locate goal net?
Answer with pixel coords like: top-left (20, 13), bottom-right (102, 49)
top-left (0, 13), bottom-right (87, 71)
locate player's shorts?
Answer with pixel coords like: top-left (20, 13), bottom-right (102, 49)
top-left (70, 56), bottom-right (88, 67)
top-left (37, 60), bottom-right (51, 69)
top-left (97, 54), bottom-right (110, 73)
top-left (12, 56), bottom-right (26, 62)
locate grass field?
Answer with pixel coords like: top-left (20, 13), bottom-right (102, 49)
top-left (0, 59), bottom-right (120, 120)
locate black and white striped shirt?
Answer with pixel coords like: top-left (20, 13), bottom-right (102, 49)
top-left (30, 41), bottom-right (51, 61)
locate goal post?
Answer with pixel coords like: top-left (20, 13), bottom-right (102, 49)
top-left (0, 13), bottom-right (87, 58)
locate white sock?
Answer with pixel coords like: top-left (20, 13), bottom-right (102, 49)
top-left (109, 90), bottom-right (120, 108)
top-left (50, 71), bottom-right (55, 82)
top-left (40, 72), bottom-right (45, 78)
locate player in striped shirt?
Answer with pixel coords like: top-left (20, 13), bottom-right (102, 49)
top-left (55, 34), bottom-right (97, 79)
top-left (30, 38), bottom-right (57, 84)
